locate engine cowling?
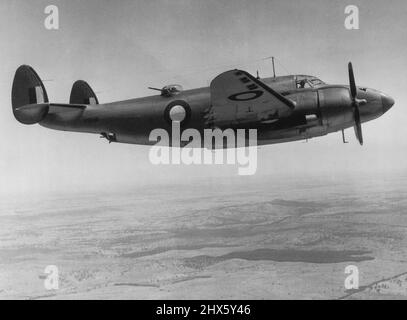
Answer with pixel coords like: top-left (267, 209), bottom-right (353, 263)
top-left (318, 87), bottom-right (354, 128)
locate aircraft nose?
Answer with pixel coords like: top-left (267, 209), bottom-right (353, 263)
top-left (381, 93), bottom-right (395, 114)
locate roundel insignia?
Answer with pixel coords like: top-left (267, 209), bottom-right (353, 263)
top-left (228, 90), bottom-right (263, 101)
top-left (164, 100), bottom-right (191, 126)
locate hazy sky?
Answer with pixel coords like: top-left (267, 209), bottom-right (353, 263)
top-left (0, 0), bottom-right (406, 196)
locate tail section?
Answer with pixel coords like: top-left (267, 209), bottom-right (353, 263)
top-left (69, 80), bottom-right (99, 105)
top-left (11, 65), bottom-right (49, 124)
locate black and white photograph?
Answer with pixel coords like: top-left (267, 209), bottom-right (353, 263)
top-left (0, 0), bottom-right (406, 304)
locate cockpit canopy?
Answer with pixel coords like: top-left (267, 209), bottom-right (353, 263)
top-left (295, 75), bottom-right (325, 89)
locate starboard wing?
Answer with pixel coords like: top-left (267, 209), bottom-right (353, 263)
top-left (208, 69), bottom-right (295, 127)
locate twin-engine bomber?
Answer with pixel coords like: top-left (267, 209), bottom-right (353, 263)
top-left (11, 63), bottom-right (394, 147)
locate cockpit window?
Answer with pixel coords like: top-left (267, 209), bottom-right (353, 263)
top-left (296, 76), bottom-right (325, 89)
top-left (297, 80), bottom-right (311, 89)
top-left (309, 78), bottom-right (324, 86)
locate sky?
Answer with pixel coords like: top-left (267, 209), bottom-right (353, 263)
top-left (0, 0), bottom-right (406, 196)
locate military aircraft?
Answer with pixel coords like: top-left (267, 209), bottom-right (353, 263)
top-left (11, 62), bottom-right (394, 147)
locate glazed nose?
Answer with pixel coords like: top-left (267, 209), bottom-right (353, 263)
top-left (381, 93), bottom-right (395, 114)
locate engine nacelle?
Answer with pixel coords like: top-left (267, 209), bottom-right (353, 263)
top-left (318, 87), bottom-right (354, 128)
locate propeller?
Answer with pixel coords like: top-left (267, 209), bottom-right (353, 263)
top-left (348, 62), bottom-right (366, 145)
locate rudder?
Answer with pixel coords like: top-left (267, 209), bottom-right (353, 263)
top-left (69, 80), bottom-right (99, 105)
top-left (11, 65), bottom-right (49, 124)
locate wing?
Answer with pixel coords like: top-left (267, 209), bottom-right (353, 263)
top-left (208, 69), bottom-right (295, 127)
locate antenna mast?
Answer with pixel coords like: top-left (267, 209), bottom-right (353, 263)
top-left (272, 56), bottom-right (276, 78)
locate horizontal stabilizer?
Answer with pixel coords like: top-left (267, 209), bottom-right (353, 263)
top-left (70, 80), bottom-right (99, 105)
top-left (48, 103), bottom-right (86, 116)
top-left (14, 103), bottom-right (49, 125)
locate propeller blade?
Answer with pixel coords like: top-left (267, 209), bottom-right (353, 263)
top-left (348, 62), bottom-right (357, 99)
top-left (353, 105), bottom-right (363, 145)
top-left (347, 62), bottom-right (364, 145)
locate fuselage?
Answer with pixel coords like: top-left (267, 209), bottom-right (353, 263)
top-left (39, 74), bottom-right (394, 146)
